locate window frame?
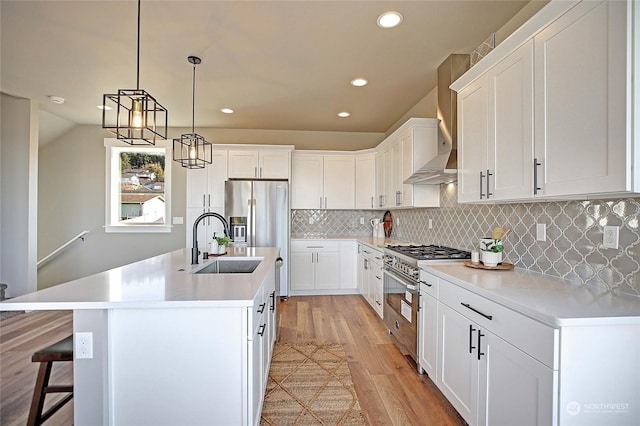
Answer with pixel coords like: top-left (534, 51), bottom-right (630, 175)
top-left (104, 138), bottom-right (172, 233)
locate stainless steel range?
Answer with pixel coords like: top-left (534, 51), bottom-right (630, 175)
top-left (382, 244), bottom-right (470, 365)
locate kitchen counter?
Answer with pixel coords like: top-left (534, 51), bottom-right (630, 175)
top-left (422, 263), bottom-right (640, 327)
top-left (1, 247), bottom-right (281, 425)
top-left (0, 246), bottom-right (280, 311)
top-left (290, 234), bottom-right (404, 248)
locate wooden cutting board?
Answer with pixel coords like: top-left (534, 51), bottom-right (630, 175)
top-left (464, 260), bottom-right (515, 270)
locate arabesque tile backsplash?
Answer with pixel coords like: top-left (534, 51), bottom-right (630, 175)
top-left (292, 184), bottom-right (640, 297)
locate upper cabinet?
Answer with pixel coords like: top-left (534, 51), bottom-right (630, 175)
top-left (291, 153), bottom-right (355, 209)
top-left (453, 0), bottom-right (639, 203)
top-left (228, 148), bottom-right (291, 179)
top-left (378, 118), bottom-right (441, 208)
top-left (355, 153), bottom-right (376, 209)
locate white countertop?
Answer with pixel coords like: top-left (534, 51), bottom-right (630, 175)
top-left (0, 247), bottom-right (280, 310)
top-left (291, 235), bottom-right (404, 248)
top-left (422, 263), bottom-right (640, 327)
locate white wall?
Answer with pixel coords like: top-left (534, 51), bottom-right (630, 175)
top-left (37, 126), bottom-right (187, 289)
top-left (1, 93), bottom-right (39, 297)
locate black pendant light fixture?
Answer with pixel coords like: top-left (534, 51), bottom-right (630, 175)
top-left (102, 0), bottom-right (168, 145)
top-left (173, 56), bottom-right (213, 169)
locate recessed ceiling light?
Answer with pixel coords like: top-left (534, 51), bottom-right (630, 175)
top-left (221, 108), bottom-right (234, 114)
top-left (97, 105), bottom-right (113, 111)
top-left (377, 11), bottom-right (403, 28)
top-left (338, 112), bottom-right (350, 118)
top-left (48, 95), bottom-right (65, 104)
top-left (351, 78), bottom-right (368, 87)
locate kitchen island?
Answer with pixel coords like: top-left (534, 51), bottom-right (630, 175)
top-left (1, 247), bottom-right (281, 426)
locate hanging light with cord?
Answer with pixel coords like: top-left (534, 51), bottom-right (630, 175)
top-left (101, 0), bottom-right (168, 145)
top-left (173, 56), bottom-right (212, 169)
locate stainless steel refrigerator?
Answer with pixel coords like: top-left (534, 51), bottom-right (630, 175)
top-left (225, 180), bottom-right (289, 298)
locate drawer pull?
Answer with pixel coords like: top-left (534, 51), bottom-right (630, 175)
top-left (258, 324), bottom-right (266, 336)
top-left (461, 303), bottom-right (493, 320)
top-left (418, 280), bottom-right (432, 287)
top-left (257, 303), bottom-right (266, 313)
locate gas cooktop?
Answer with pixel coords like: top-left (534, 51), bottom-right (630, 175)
top-left (385, 244), bottom-right (471, 261)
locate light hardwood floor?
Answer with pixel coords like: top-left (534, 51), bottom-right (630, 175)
top-left (0, 295), bottom-right (464, 425)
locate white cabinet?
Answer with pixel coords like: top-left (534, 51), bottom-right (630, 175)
top-left (533, 0), bottom-right (630, 198)
top-left (186, 150), bottom-right (228, 249)
top-left (436, 278), bottom-right (555, 426)
top-left (291, 154), bottom-right (355, 209)
top-left (454, 0), bottom-right (639, 202)
top-left (290, 240), bottom-right (358, 295)
top-left (375, 150), bottom-right (386, 208)
top-left (358, 243), bottom-right (384, 318)
top-left (418, 270), bottom-right (438, 378)
top-left (228, 149), bottom-right (290, 179)
top-left (458, 41), bottom-right (534, 203)
top-left (355, 153), bottom-right (376, 209)
top-left (376, 118), bottom-right (441, 208)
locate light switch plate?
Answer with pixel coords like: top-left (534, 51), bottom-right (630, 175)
top-left (536, 223), bottom-right (546, 242)
top-left (603, 225), bottom-right (619, 249)
top-left (172, 216), bottom-right (183, 225)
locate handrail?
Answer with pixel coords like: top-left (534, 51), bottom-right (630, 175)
top-left (37, 230), bottom-right (89, 268)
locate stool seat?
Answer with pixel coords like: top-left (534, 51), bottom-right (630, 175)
top-left (27, 335), bottom-right (74, 426)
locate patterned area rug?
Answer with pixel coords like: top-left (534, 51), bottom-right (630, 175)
top-left (260, 343), bottom-right (366, 425)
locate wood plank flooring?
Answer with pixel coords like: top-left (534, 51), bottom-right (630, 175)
top-left (1, 310), bottom-right (73, 426)
top-left (0, 295), bottom-right (464, 425)
top-left (278, 295), bottom-right (465, 426)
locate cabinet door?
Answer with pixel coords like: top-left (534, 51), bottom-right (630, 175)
top-left (355, 154), bottom-right (376, 209)
top-left (259, 151), bottom-right (289, 179)
top-left (400, 130), bottom-right (414, 207)
top-left (419, 292), bottom-right (438, 378)
top-left (186, 168), bottom-right (210, 209)
top-left (371, 262), bottom-right (384, 319)
top-left (338, 241), bottom-right (357, 290)
top-left (209, 151), bottom-right (228, 208)
top-left (390, 139), bottom-right (402, 206)
top-left (457, 77), bottom-right (488, 203)
top-left (314, 251), bottom-right (340, 289)
top-left (437, 302), bottom-right (478, 425)
top-left (323, 156), bottom-right (355, 209)
top-left (291, 155), bottom-right (323, 209)
top-left (534, 0), bottom-right (626, 197)
top-left (478, 330), bottom-right (554, 426)
top-left (357, 249), bottom-right (366, 295)
top-left (228, 150), bottom-right (259, 178)
top-left (375, 151), bottom-right (386, 208)
top-left (489, 40), bottom-right (534, 201)
top-left (290, 252), bottom-right (315, 290)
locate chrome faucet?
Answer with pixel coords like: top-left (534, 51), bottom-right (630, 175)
top-left (192, 212), bottom-right (231, 265)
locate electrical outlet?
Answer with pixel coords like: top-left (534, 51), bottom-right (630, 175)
top-left (428, 219), bottom-right (433, 229)
top-left (603, 225), bottom-right (619, 249)
top-left (359, 217), bottom-right (364, 225)
top-left (75, 332), bottom-right (94, 359)
top-left (308, 217), bottom-right (313, 225)
top-left (536, 223), bottom-right (546, 242)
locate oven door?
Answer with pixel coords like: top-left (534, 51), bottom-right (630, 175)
top-left (383, 268), bottom-right (418, 361)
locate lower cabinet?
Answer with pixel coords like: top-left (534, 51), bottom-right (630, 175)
top-left (358, 243), bottom-right (384, 318)
top-left (418, 271), bottom-right (438, 378)
top-left (290, 240), bottom-right (357, 295)
top-left (248, 266), bottom-right (277, 425)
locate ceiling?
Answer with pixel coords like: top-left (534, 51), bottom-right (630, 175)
top-left (1, 0), bottom-right (529, 146)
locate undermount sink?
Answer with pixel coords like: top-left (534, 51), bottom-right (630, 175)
top-left (192, 259), bottom-right (261, 274)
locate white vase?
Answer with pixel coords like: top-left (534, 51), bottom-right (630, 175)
top-left (481, 250), bottom-right (503, 267)
top-left (218, 244), bottom-right (227, 254)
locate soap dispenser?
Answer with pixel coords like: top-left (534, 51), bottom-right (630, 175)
top-left (209, 232), bottom-right (219, 255)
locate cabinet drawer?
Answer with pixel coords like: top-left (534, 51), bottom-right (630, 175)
top-left (291, 240), bottom-right (340, 252)
top-left (360, 245), bottom-right (383, 263)
top-left (419, 269), bottom-right (439, 299)
top-left (439, 280), bottom-right (557, 368)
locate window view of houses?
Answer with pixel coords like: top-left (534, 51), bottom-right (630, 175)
top-left (119, 152), bottom-right (166, 224)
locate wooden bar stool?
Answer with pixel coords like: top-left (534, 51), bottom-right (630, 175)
top-left (27, 335), bottom-right (74, 426)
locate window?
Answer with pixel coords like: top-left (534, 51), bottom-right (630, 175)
top-left (105, 139), bottom-right (172, 233)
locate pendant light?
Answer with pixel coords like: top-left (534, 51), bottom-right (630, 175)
top-left (173, 56), bottom-right (213, 169)
top-left (102, 0), bottom-right (168, 145)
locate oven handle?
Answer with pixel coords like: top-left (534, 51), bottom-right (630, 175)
top-left (383, 269), bottom-right (418, 292)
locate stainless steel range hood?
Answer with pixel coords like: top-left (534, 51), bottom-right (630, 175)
top-left (405, 54), bottom-right (470, 185)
